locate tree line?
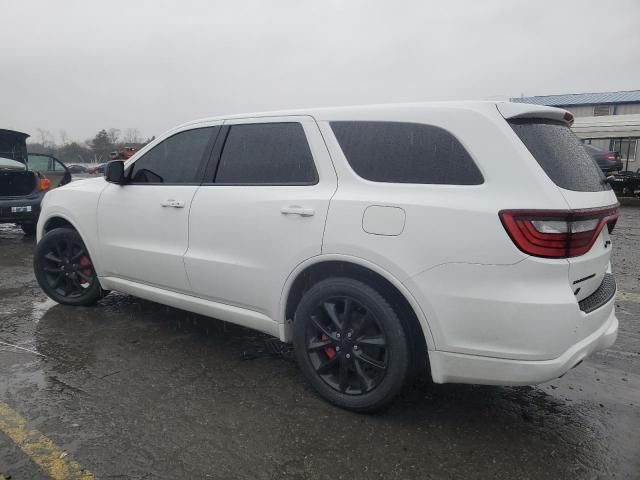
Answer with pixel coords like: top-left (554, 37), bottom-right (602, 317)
top-left (26, 128), bottom-right (155, 164)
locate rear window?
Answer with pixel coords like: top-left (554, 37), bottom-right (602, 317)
top-left (509, 119), bottom-right (609, 192)
top-left (0, 135), bottom-right (27, 163)
top-left (330, 121), bottom-right (483, 185)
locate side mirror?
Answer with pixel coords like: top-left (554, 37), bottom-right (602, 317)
top-left (105, 160), bottom-right (126, 184)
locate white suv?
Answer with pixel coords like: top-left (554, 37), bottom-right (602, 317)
top-left (34, 102), bottom-right (619, 411)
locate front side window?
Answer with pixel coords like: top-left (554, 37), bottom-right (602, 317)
top-left (330, 121), bottom-right (483, 185)
top-left (214, 123), bottom-right (317, 184)
top-left (128, 127), bottom-right (217, 184)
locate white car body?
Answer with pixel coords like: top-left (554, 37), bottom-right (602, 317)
top-left (37, 101), bottom-right (619, 386)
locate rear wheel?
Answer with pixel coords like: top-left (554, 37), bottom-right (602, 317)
top-left (293, 277), bottom-right (409, 412)
top-left (20, 223), bottom-right (36, 236)
top-left (33, 228), bottom-right (105, 306)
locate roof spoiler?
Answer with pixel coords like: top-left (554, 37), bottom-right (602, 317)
top-left (496, 102), bottom-right (574, 126)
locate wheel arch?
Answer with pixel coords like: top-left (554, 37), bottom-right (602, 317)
top-left (280, 255), bottom-right (435, 366)
top-left (39, 213), bottom-right (103, 280)
top-left (42, 215), bottom-right (76, 234)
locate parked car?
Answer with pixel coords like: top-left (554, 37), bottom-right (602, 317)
top-left (609, 168), bottom-right (640, 197)
top-left (109, 147), bottom-right (136, 160)
top-left (33, 102), bottom-right (619, 411)
top-left (88, 162), bottom-right (111, 174)
top-left (583, 144), bottom-right (623, 173)
top-left (66, 163), bottom-right (88, 174)
top-left (0, 129), bottom-right (70, 235)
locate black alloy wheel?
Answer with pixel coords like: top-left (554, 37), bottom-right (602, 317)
top-left (294, 277), bottom-right (409, 412)
top-left (34, 228), bottom-right (105, 306)
top-left (306, 296), bottom-right (388, 395)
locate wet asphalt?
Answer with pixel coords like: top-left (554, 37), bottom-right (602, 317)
top-left (0, 208), bottom-right (639, 480)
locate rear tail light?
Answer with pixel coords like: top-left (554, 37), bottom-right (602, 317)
top-left (39, 178), bottom-right (51, 191)
top-left (500, 206), bottom-right (619, 258)
top-left (605, 154), bottom-right (616, 161)
top-left (563, 112), bottom-right (574, 125)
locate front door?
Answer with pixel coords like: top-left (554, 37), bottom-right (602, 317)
top-left (97, 124), bottom-right (220, 292)
top-left (28, 154), bottom-right (71, 187)
top-left (185, 117), bottom-right (337, 319)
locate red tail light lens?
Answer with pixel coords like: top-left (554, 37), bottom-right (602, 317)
top-left (39, 178), bottom-right (51, 191)
top-left (500, 206), bottom-right (619, 258)
top-left (563, 112), bottom-right (574, 125)
top-left (605, 154), bottom-right (616, 161)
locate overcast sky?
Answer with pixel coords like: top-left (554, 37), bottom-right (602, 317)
top-left (2, 0), bottom-right (639, 143)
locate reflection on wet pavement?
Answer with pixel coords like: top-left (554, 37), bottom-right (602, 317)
top-left (0, 209), bottom-right (639, 479)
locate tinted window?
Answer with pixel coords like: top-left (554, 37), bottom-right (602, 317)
top-left (509, 119), bottom-right (609, 192)
top-left (330, 121), bottom-right (483, 185)
top-left (129, 127), bottom-right (216, 184)
top-left (215, 123), bottom-right (317, 184)
top-left (0, 134), bottom-right (27, 163)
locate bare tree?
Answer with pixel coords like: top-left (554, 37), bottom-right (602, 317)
top-left (36, 128), bottom-right (54, 148)
top-left (123, 128), bottom-right (142, 144)
top-left (59, 129), bottom-right (69, 145)
top-left (107, 128), bottom-right (121, 145)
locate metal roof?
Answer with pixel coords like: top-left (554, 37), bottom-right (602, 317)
top-left (510, 90), bottom-right (640, 107)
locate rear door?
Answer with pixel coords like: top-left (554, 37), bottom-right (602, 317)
top-left (184, 116), bottom-right (337, 319)
top-left (97, 124), bottom-right (220, 292)
top-left (504, 111), bottom-right (618, 301)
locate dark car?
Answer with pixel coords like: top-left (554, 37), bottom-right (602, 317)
top-left (0, 129), bottom-right (71, 235)
top-left (584, 144), bottom-right (623, 173)
top-left (66, 163), bottom-right (88, 174)
top-left (609, 168), bottom-right (640, 197)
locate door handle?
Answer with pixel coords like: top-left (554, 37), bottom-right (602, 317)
top-left (161, 199), bottom-right (186, 208)
top-left (280, 206), bottom-right (315, 217)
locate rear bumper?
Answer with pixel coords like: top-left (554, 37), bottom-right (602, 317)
top-left (0, 194), bottom-right (42, 224)
top-left (429, 304), bottom-right (617, 385)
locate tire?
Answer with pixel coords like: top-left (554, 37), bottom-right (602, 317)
top-left (20, 223), bottom-right (36, 236)
top-left (33, 228), bottom-right (105, 306)
top-left (293, 277), bottom-right (409, 412)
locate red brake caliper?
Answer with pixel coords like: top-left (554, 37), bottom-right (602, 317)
top-left (79, 255), bottom-right (92, 278)
top-left (321, 334), bottom-right (336, 359)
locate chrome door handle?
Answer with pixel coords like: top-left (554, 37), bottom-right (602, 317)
top-left (280, 206), bottom-right (315, 217)
top-left (161, 199), bottom-right (185, 208)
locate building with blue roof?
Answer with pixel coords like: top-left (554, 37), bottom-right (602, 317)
top-left (511, 90), bottom-right (640, 169)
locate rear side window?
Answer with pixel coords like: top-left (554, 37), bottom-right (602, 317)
top-left (215, 123), bottom-right (317, 184)
top-left (330, 121), bottom-right (483, 185)
top-left (509, 119), bottom-right (609, 192)
top-left (128, 127), bottom-right (216, 184)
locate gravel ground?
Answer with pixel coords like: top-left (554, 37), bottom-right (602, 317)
top-left (0, 207), bottom-right (638, 479)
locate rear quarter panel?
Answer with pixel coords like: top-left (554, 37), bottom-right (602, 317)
top-left (318, 104), bottom-right (569, 280)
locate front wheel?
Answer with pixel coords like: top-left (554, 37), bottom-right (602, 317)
top-left (293, 277), bottom-right (409, 412)
top-left (33, 228), bottom-right (105, 306)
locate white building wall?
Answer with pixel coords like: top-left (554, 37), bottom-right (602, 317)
top-left (616, 104), bottom-right (640, 115)
top-left (562, 103), bottom-right (640, 117)
top-left (564, 105), bottom-right (594, 117)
